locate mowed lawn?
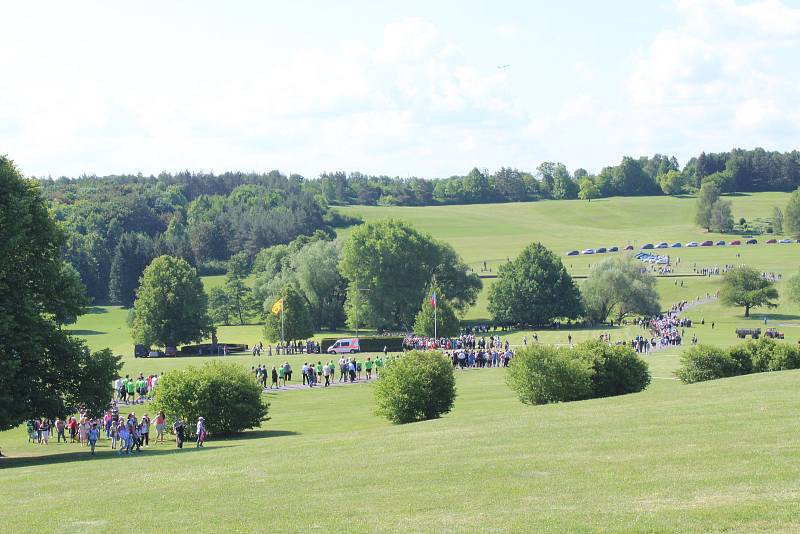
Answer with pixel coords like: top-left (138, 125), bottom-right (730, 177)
top-left (4, 364), bottom-right (800, 532)
top-left (4, 192), bottom-right (800, 532)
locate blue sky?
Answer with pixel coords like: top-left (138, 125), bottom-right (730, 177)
top-left (1, 0), bottom-right (798, 178)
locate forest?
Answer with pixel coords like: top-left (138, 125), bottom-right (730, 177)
top-left (38, 148), bottom-right (800, 304)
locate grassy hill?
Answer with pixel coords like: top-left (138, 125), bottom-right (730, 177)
top-left (4, 360), bottom-right (800, 532)
top-left (4, 192), bottom-right (800, 532)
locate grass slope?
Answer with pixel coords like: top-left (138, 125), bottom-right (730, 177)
top-left (3, 367), bottom-right (800, 532)
top-left (4, 192), bottom-right (800, 532)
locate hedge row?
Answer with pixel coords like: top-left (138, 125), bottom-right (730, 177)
top-left (676, 338), bottom-right (800, 383)
top-left (506, 340), bottom-right (651, 405)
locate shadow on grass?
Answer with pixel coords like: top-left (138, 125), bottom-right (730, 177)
top-left (744, 313), bottom-right (800, 322)
top-left (218, 429), bottom-right (298, 441)
top-left (67, 329), bottom-right (106, 336)
top-left (87, 306), bottom-right (108, 314)
top-left (0, 443), bottom-right (235, 469)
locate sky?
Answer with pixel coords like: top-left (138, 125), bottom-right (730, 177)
top-left (1, 0), bottom-right (799, 179)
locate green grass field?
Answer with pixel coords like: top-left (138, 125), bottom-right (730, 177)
top-left (4, 192), bottom-right (800, 532)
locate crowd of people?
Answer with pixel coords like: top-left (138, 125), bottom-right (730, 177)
top-left (25, 406), bottom-right (206, 455)
top-left (447, 348), bottom-right (514, 368)
top-left (250, 340), bottom-right (322, 357)
top-left (252, 356), bottom-right (386, 389)
top-left (403, 334), bottom-right (511, 353)
top-left (114, 374), bottom-right (159, 404)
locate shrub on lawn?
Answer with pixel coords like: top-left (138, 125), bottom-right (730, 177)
top-left (676, 345), bottom-right (747, 383)
top-left (746, 337), bottom-right (778, 373)
top-left (766, 343), bottom-right (800, 371)
top-left (153, 361), bottom-right (269, 436)
top-left (374, 351), bottom-right (456, 424)
top-left (506, 345), bottom-right (593, 405)
top-left (573, 340), bottom-right (651, 397)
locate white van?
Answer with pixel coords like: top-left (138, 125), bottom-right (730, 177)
top-left (327, 338), bottom-right (360, 354)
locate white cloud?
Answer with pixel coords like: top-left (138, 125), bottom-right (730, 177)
top-left (627, 0), bottom-right (800, 151)
top-left (494, 24), bottom-right (520, 39)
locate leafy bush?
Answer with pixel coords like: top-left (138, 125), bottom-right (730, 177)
top-left (374, 351), bottom-right (456, 424)
top-left (740, 337), bottom-right (779, 372)
top-left (506, 345), bottom-right (593, 405)
top-left (676, 345), bottom-right (747, 383)
top-left (767, 343), bottom-right (800, 371)
top-left (574, 340), bottom-right (651, 397)
top-left (153, 361), bottom-right (269, 436)
top-left (727, 344), bottom-right (754, 375)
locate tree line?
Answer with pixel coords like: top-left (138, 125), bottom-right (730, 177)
top-left (313, 148), bottom-right (800, 205)
top-left (41, 171), bottom-right (359, 304)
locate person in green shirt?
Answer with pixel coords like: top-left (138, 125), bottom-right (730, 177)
top-left (365, 357), bottom-right (373, 380)
top-left (125, 378), bottom-right (135, 405)
top-left (375, 357), bottom-right (383, 376)
top-left (277, 365), bottom-right (285, 387)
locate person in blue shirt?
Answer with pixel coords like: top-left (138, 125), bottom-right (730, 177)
top-left (87, 423), bottom-right (100, 455)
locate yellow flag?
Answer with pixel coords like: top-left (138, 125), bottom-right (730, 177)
top-left (271, 298), bottom-right (284, 315)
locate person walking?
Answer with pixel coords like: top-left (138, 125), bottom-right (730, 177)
top-left (323, 362), bottom-right (331, 387)
top-left (196, 417), bottom-right (206, 448)
top-left (140, 414), bottom-right (150, 447)
top-left (271, 366), bottom-right (279, 389)
top-left (88, 423), bottom-right (100, 455)
top-left (173, 418), bottom-right (185, 449)
top-left (155, 411), bottom-right (166, 444)
top-left (55, 417), bottom-right (66, 443)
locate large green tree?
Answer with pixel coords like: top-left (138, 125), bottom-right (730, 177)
top-left (785, 187), bottom-right (800, 235)
top-left (0, 155), bottom-right (120, 430)
top-left (132, 255), bottom-right (212, 347)
top-left (785, 269), bottom-right (800, 309)
top-left (413, 282), bottom-right (460, 338)
top-left (108, 232), bottom-right (156, 307)
top-left (263, 285), bottom-right (313, 342)
top-left (720, 266), bottom-right (779, 317)
top-left (581, 255), bottom-right (661, 323)
top-left (339, 219), bottom-right (481, 330)
top-left (291, 240), bottom-right (346, 330)
top-left (695, 182), bottom-right (721, 231)
top-left (710, 198), bottom-right (734, 232)
top-left (488, 242), bottom-right (583, 326)
top-left (223, 251), bottom-right (253, 325)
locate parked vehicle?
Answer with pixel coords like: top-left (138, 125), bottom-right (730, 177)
top-left (779, 238), bottom-right (792, 244)
top-left (608, 246), bottom-right (619, 252)
top-left (656, 242), bottom-right (669, 249)
top-left (327, 338), bottom-right (360, 354)
top-left (671, 242), bottom-right (682, 248)
top-left (715, 240), bottom-right (726, 246)
top-left (766, 238), bottom-right (778, 244)
top-left (595, 247), bottom-right (607, 253)
top-left (745, 239), bottom-right (757, 245)
top-left (764, 328), bottom-right (784, 339)
top-left (582, 248), bottom-right (595, 255)
top-left (686, 241), bottom-right (699, 247)
top-left (165, 346), bottom-right (178, 357)
top-left (134, 344), bottom-right (150, 358)
top-left (700, 240), bottom-right (713, 246)
top-left (735, 328), bottom-right (761, 339)
top-left (641, 243), bottom-right (654, 250)
top-left (567, 250), bottom-right (579, 256)
top-left (148, 349), bottom-right (165, 358)
top-left (729, 240), bottom-right (742, 245)
top-left (624, 245), bottom-right (634, 251)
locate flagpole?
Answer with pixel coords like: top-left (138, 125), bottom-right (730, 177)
top-left (434, 303), bottom-right (437, 341)
top-left (281, 301), bottom-right (284, 350)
